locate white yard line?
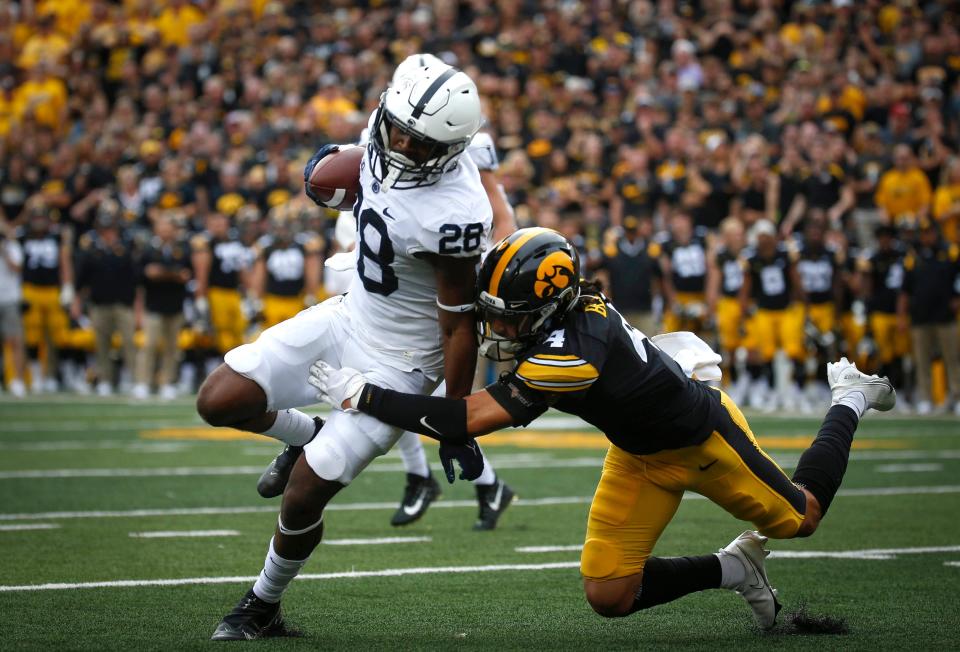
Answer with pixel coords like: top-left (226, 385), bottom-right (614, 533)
top-left (323, 536), bottom-right (431, 546)
top-left (770, 545), bottom-right (960, 560)
top-left (0, 523), bottom-right (60, 532)
top-left (0, 561), bottom-right (582, 593)
top-left (0, 421), bottom-right (206, 433)
top-left (7, 446), bottom-right (959, 479)
top-left (515, 545), bottom-right (583, 553)
top-left (0, 459), bottom-right (605, 479)
top-left (944, 561), bottom-right (960, 568)
top-left (129, 530), bottom-right (240, 539)
top-left (515, 544), bottom-right (960, 561)
top-left (0, 485), bottom-right (957, 523)
top-left (875, 463), bottom-right (944, 473)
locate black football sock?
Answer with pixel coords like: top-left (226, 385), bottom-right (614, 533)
top-left (630, 555), bottom-right (722, 612)
top-left (790, 404), bottom-right (860, 516)
top-left (747, 363), bottom-right (765, 381)
top-left (793, 359), bottom-right (807, 386)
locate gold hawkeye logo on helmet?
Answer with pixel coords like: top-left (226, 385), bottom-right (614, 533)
top-left (534, 251), bottom-right (575, 298)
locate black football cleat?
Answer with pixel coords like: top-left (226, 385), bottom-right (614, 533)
top-left (390, 472), bottom-right (442, 526)
top-left (473, 479), bottom-right (516, 531)
top-left (256, 417), bottom-right (323, 498)
top-left (210, 588), bottom-right (289, 641)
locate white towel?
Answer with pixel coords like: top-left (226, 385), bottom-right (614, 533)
top-left (650, 331), bottom-right (723, 382)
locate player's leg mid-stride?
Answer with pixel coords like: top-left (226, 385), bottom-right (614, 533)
top-left (580, 358), bottom-right (894, 629)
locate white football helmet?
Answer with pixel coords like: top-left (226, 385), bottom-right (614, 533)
top-left (371, 62), bottom-right (482, 189)
top-left (392, 53), bottom-right (444, 87)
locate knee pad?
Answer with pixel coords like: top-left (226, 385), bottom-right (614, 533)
top-left (581, 538), bottom-right (623, 581)
top-left (304, 435), bottom-right (351, 484)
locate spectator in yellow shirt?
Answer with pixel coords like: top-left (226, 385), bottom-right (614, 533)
top-left (17, 14), bottom-right (70, 69)
top-left (153, 0), bottom-right (205, 47)
top-left (304, 73), bottom-right (357, 133)
top-left (933, 157), bottom-right (960, 245)
top-left (12, 63), bottom-right (68, 131)
top-left (875, 144), bottom-right (932, 226)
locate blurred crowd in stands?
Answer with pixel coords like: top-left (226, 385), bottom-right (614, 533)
top-left (1, 0), bottom-right (959, 414)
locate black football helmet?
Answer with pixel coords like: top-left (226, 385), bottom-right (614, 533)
top-left (476, 227), bottom-right (581, 361)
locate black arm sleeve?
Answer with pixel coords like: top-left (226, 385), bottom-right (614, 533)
top-left (485, 373), bottom-right (551, 427)
top-left (357, 384), bottom-right (469, 443)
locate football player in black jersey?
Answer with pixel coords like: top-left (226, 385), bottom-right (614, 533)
top-left (18, 197), bottom-right (73, 393)
top-left (310, 228), bottom-right (896, 630)
top-left (856, 225), bottom-right (909, 391)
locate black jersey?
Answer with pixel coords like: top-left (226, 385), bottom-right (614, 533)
top-left (192, 231), bottom-right (252, 290)
top-left (715, 247), bottom-right (744, 297)
top-left (258, 233), bottom-right (321, 297)
top-left (797, 242), bottom-right (841, 305)
top-left (488, 296), bottom-right (723, 456)
top-left (742, 244), bottom-right (797, 310)
top-left (18, 228), bottom-right (62, 287)
top-left (858, 246), bottom-right (905, 314)
top-left (660, 228), bottom-right (708, 293)
top-left (76, 230), bottom-right (138, 305)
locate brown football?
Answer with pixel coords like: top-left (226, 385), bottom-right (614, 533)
top-left (306, 144), bottom-right (364, 210)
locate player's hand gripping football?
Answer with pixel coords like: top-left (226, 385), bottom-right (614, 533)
top-left (303, 144), bottom-right (340, 205)
top-left (308, 360), bottom-right (366, 412)
top-left (439, 439), bottom-right (485, 484)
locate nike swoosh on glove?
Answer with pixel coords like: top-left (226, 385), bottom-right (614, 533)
top-left (303, 144), bottom-right (340, 205)
top-left (308, 360), bottom-right (366, 411)
top-left (439, 439), bottom-right (484, 484)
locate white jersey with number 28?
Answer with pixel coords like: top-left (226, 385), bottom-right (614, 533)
top-left (342, 144), bottom-right (491, 379)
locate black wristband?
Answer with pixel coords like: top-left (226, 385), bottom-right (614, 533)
top-left (358, 383), bottom-right (469, 443)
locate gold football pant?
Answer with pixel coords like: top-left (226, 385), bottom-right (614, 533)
top-left (580, 391), bottom-right (806, 582)
top-left (208, 287), bottom-right (247, 354)
top-left (869, 312), bottom-right (910, 364)
top-left (262, 294), bottom-right (304, 330)
top-left (715, 297), bottom-right (742, 351)
top-left (663, 292), bottom-right (707, 334)
top-left (21, 283), bottom-right (68, 350)
top-left (744, 304), bottom-right (805, 362)
top-left (806, 302), bottom-right (836, 335)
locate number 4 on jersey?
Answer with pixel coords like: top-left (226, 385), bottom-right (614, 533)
top-left (544, 329), bottom-right (565, 348)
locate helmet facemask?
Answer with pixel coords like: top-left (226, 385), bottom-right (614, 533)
top-left (475, 286), bottom-right (578, 361)
top-left (370, 104), bottom-right (467, 189)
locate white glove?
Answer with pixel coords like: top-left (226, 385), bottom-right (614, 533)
top-left (60, 282), bottom-right (75, 308)
top-left (308, 360), bottom-right (367, 411)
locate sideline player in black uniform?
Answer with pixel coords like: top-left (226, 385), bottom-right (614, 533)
top-left (857, 225), bottom-right (909, 390)
top-left (738, 220), bottom-right (805, 409)
top-left (706, 217), bottom-right (746, 398)
top-left (659, 211), bottom-right (709, 336)
top-left (191, 211), bottom-right (253, 356)
top-left (309, 228), bottom-right (895, 631)
top-left (18, 198), bottom-right (73, 393)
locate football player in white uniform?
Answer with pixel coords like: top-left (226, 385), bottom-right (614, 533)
top-left (198, 62), bottom-right (493, 640)
top-left (385, 54), bottom-right (520, 530)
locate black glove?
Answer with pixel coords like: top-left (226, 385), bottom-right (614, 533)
top-left (439, 439), bottom-right (484, 484)
top-left (303, 144), bottom-right (340, 205)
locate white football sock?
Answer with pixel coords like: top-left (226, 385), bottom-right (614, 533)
top-left (396, 431), bottom-right (430, 478)
top-left (716, 551), bottom-right (746, 590)
top-left (252, 537), bottom-right (308, 604)
top-left (472, 450), bottom-right (497, 486)
top-left (264, 409), bottom-right (316, 446)
top-left (837, 391), bottom-right (866, 420)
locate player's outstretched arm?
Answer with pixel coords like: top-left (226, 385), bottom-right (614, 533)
top-left (309, 361), bottom-right (516, 442)
top-left (428, 253), bottom-right (481, 399)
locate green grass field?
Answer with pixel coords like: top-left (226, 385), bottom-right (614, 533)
top-left (1, 396), bottom-right (958, 650)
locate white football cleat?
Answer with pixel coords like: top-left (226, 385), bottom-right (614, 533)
top-left (719, 530), bottom-right (780, 630)
top-left (827, 357), bottom-right (896, 412)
